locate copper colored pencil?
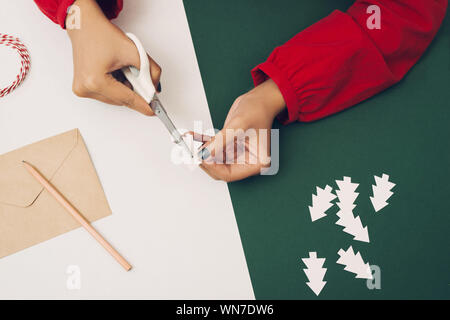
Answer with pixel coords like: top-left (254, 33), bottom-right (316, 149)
top-left (22, 161), bottom-right (132, 271)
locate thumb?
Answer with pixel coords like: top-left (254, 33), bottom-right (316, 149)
top-left (101, 74), bottom-right (154, 116)
top-left (199, 128), bottom-right (237, 163)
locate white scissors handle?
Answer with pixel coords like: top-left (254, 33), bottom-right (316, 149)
top-left (122, 33), bottom-right (155, 103)
top-left (121, 33), bottom-right (194, 159)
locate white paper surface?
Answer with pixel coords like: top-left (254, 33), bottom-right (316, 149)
top-left (0, 0), bottom-right (254, 299)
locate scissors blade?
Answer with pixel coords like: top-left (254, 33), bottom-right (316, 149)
top-left (149, 97), bottom-right (194, 158)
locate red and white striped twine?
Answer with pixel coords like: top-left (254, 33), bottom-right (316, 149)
top-left (0, 33), bottom-right (31, 98)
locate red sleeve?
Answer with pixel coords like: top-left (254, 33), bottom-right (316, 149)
top-left (33, 0), bottom-right (123, 29)
top-left (251, 0), bottom-right (448, 124)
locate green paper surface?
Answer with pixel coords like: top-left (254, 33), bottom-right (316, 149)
top-left (184, 0), bottom-right (450, 299)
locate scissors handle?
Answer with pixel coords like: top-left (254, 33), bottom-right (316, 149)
top-left (122, 33), bottom-right (156, 103)
top-left (121, 33), bottom-right (194, 158)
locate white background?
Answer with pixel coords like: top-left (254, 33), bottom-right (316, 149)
top-left (0, 0), bottom-right (254, 299)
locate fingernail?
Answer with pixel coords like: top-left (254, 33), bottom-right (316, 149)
top-left (198, 148), bottom-right (210, 160)
top-left (157, 82), bottom-right (162, 93)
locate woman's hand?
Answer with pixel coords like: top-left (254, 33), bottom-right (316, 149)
top-left (192, 79), bottom-right (286, 182)
top-left (67, 0), bottom-right (161, 115)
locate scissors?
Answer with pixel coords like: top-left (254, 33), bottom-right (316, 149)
top-left (121, 33), bottom-right (193, 158)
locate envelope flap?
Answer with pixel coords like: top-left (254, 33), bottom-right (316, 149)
top-left (0, 129), bottom-right (79, 207)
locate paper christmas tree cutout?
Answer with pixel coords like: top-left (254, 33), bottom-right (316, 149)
top-left (335, 177), bottom-right (370, 243)
top-left (302, 252), bottom-right (327, 296)
top-left (337, 246), bottom-right (373, 280)
top-left (171, 129), bottom-right (203, 169)
top-left (309, 185), bottom-right (337, 222)
top-left (370, 174), bottom-right (396, 212)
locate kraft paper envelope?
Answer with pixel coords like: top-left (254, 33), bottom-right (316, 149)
top-left (0, 129), bottom-right (112, 258)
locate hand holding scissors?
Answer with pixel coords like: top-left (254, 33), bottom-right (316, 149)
top-left (121, 33), bottom-right (193, 158)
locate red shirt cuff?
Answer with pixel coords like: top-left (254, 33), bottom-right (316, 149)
top-left (251, 61), bottom-right (299, 125)
top-left (55, 0), bottom-right (124, 29)
top-left (56, 0), bottom-right (76, 29)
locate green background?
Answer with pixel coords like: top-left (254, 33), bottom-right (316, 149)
top-left (184, 0), bottom-right (450, 299)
